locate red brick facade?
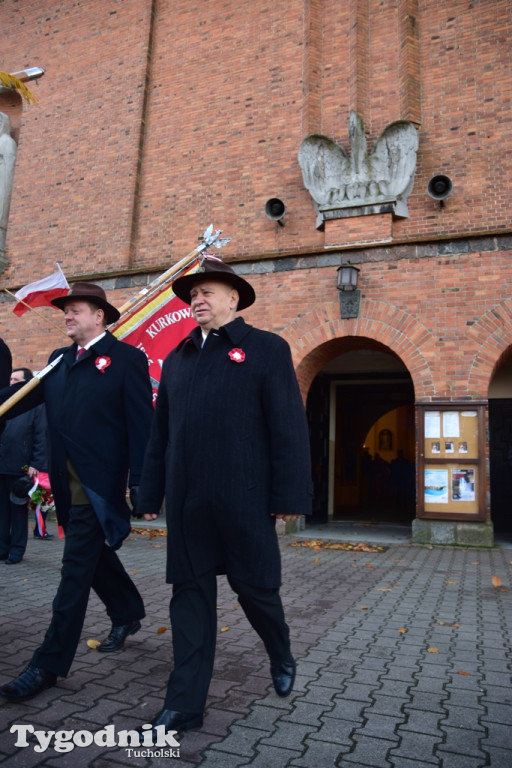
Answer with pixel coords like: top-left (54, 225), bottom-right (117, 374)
top-left (1, 0), bottom-right (511, 541)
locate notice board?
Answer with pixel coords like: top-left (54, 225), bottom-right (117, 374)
top-left (418, 405), bottom-right (486, 520)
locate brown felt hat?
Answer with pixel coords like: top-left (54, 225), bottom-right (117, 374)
top-left (172, 255), bottom-right (256, 310)
top-left (51, 282), bottom-right (121, 324)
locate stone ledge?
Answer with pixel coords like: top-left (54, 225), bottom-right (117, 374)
top-left (411, 519), bottom-right (494, 547)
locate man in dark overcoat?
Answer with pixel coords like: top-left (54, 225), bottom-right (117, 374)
top-left (0, 337), bottom-right (11, 388)
top-left (138, 256), bottom-right (313, 733)
top-left (0, 283), bottom-right (153, 702)
top-left (0, 367), bottom-right (47, 563)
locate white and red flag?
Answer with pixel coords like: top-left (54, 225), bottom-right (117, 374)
top-left (113, 260), bottom-right (201, 401)
top-left (12, 264), bottom-right (69, 316)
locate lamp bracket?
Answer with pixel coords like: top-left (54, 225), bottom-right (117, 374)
top-left (339, 289), bottom-right (361, 319)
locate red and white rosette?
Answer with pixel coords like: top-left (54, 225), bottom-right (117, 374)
top-left (228, 348), bottom-right (245, 363)
top-left (95, 355), bottom-right (111, 373)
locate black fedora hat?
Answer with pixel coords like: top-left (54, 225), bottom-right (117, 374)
top-left (172, 256), bottom-right (256, 310)
top-left (10, 475), bottom-right (34, 506)
top-left (51, 282), bottom-right (121, 324)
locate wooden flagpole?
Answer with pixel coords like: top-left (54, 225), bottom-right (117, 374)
top-left (112, 237), bottom-right (214, 324)
top-left (0, 354), bottom-right (64, 418)
top-left (0, 225), bottom-right (231, 417)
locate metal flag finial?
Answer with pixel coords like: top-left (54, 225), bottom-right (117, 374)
top-left (199, 224), bottom-right (231, 250)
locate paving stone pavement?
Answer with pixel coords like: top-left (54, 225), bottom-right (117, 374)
top-left (0, 521), bottom-right (511, 767)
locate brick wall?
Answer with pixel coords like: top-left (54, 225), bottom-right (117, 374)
top-left (0, 0), bottom-right (511, 404)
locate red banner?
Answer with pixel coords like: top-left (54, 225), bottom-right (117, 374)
top-left (113, 261), bottom-right (200, 401)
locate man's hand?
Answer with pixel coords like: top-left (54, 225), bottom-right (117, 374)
top-left (143, 513), bottom-right (159, 521)
top-left (129, 486), bottom-right (143, 518)
top-left (272, 514), bottom-right (302, 522)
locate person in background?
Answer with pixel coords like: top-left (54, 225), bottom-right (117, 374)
top-left (0, 367), bottom-right (47, 563)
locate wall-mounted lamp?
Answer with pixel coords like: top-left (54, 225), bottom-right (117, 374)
top-left (336, 263), bottom-right (359, 291)
top-left (264, 198), bottom-right (286, 226)
top-left (337, 264), bottom-right (361, 318)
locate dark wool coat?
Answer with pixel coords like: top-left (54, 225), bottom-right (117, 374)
top-left (0, 338), bottom-right (11, 388)
top-left (0, 403), bottom-right (47, 475)
top-left (138, 317), bottom-right (313, 588)
top-left (1, 332), bottom-right (153, 548)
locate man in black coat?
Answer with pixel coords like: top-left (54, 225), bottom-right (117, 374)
top-left (0, 337), bottom-right (11, 388)
top-left (138, 257), bottom-right (313, 733)
top-left (0, 367), bottom-right (47, 563)
top-left (0, 283), bottom-right (153, 702)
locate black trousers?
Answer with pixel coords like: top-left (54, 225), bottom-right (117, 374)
top-left (0, 475), bottom-right (28, 561)
top-left (164, 570), bottom-right (293, 713)
top-left (32, 503), bottom-right (145, 677)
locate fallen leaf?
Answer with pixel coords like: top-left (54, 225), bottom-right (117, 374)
top-left (360, 606), bottom-right (368, 610)
top-left (376, 588), bottom-right (391, 592)
top-left (445, 581), bottom-right (456, 584)
top-left (458, 670), bottom-right (471, 676)
top-left (314, 557), bottom-right (319, 564)
top-left (156, 626), bottom-right (167, 634)
top-left (130, 527), bottom-right (167, 537)
top-left (427, 647), bottom-right (439, 653)
top-left (221, 626), bottom-right (229, 632)
top-left (131, 570), bottom-right (138, 574)
top-left (398, 628), bottom-right (407, 634)
top-left (86, 639), bottom-right (101, 649)
top-left (291, 540), bottom-right (385, 553)
top-left (492, 576), bottom-right (502, 588)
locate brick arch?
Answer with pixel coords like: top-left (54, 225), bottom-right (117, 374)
top-left (281, 299), bottom-right (436, 400)
top-left (466, 297), bottom-right (512, 396)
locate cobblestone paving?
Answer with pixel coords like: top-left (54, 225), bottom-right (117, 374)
top-left (0, 525), bottom-right (511, 767)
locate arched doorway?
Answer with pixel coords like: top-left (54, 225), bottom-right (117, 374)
top-left (307, 340), bottom-right (415, 526)
top-left (489, 354), bottom-right (512, 537)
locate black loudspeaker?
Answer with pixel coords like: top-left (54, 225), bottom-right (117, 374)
top-left (265, 198), bottom-right (286, 225)
top-left (427, 175), bottom-right (453, 201)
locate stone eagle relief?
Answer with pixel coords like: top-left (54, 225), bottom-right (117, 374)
top-left (298, 111), bottom-right (419, 228)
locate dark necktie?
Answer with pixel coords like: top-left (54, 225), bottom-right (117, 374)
top-left (76, 348), bottom-right (86, 361)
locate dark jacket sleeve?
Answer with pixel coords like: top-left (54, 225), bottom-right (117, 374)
top-left (136, 356), bottom-right (170, 513)
top-left (124, 346), bottom-right (155, 488)
top-left (262, 336), bottom-right (313, 517)
top-left (0, 338), bottom-right (12, 388)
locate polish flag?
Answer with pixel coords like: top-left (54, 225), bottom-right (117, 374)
top-left (12, 265), bottom-right (70, 316)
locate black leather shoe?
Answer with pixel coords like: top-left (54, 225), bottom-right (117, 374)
top-left (148, 708), bottom-right (203, 734)
top-left (0, 664), bottom-right (57, 702)
top-left (96, 620), bottom-right (141, 652)
top-left (96, 621), bottom-right (141, 653)
top-left (271, 659), bottom-right (296, 697)
top-left (5, 557), bottom-right (21, 564)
